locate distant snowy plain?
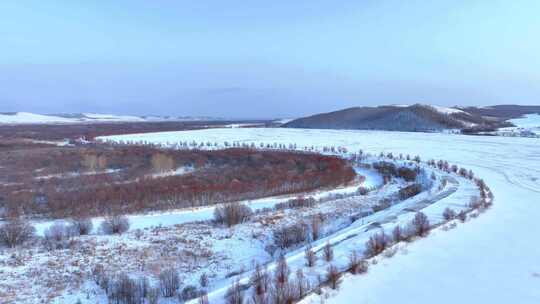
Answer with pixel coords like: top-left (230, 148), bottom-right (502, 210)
top-left (102, 128), bottom-right (540, 304)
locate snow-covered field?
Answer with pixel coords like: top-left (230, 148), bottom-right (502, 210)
top-left (498, 113), bottom-right (540, 136)
top-left (103, 128), bottom-right (540, 303)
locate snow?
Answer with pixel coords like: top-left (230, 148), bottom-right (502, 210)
top-left (0, 112), bottom-right (225, 124)
top-left (0, 112), bottom-right (75, 124)
top-left (80, 113), bottom-right (145, 121)
top-left (507, 113), bottom-right (540, 135)
top-left (430, 105), bottom-right (466, 115)
top-left (274, 118), bottom-right (295, 124)
top-left (149, 166), bottom-right (194, 178)
top-left (509, 113), bottom-right (540, 128)
top-left (104, 127), bottom-right (540, 303)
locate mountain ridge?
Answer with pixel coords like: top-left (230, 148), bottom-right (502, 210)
top-left (283, 104), bottom-right (536, 132)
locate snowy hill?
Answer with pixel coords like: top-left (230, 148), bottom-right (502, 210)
top-left (283, 104), bottom-right (488, 132)
top-left (0, 112), bottom-right (220, 124)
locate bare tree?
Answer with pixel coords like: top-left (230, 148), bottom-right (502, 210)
top-left (159, 268), bottom-right (180, 297)
top-left (199, 272), bottom-right (209, 288)
top-left (147, 288), bottom-right (160, 304)
top-left (323, 242), bottom-right (334, 262)
top-left (310, 216), bottom-right (321, 241)
top-left (294, 269), bottom-right (309, 298)
top-left (198, 292), bottom-right (209, 304)
top-left (250, 263), bottom-right (270, 302)
top-left (274, 255), bottom-right (290, 287)
top-left (326, 265), bottom-right (341, 290)
top-left (305, 245), bottom-right (317, 267)
top-left (225, 279), bottom-right (245, 304)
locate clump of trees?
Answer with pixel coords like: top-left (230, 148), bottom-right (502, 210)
top-left (273, 222), bottom-right (309, 249)
top-left (274, 196), bottom-right (316, 210)
top-left (2, 147), bottom-right (356, 218)
top-left (214, 202), bottom-right (253, 227)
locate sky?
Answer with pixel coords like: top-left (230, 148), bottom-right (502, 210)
top-left (1, 0), bottom-right (540, 118)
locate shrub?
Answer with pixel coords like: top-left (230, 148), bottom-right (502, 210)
top-left (70, 217), bottom-right (93, 235)
top-left (364, 230), bottom-right (390, 258)
top-left (310, 216), bottom-right (322, 241)
top-left (305, 245), bottom-right (317, 267)
top-left (107, 273), bottom-right (144, 304)
top-left (348, 250), bottom-right (363, 274)
top-left (214, 202), bottom-right (253, 227)
top-left (273, 222), bottom-right (308, 249)
top-left (398, 183), bottom-right (422, 200)
top-left (326, 265), bottom-right (341, 290)
top-left (43, 222), bottom-right (75, 250)
top-left (294, 269), bottom-right (309, 299)
top-left (250, 263), bottom-right (270, 299)
top-left (101, 215), bottom-right (130, 234)
top-left (159, 268), bottom-right (180, 297)
top-left (0, 218), bottom-right (35, 248)
top-left (372, 161), bottom-right (397, 176)
top-left (372, 198), bottom-right (392, 212)
top-left (457, 210), bottom-right (467, 222)
top-left (274, 196), bottom-right (316, 210)
top-left (323, 242), bottom-right (334, 262)
top-left (442, 208), bottom-right (456, 221)
top-left (180, 285), bottom-right (201, 301)
top-left (274, 255), bottom-right (290, 286)
top-left (410, 212), bottom-right (430, 237)
top-left (397, 167), bottom-right (417, 181)
top-left (391, 225), bottom-right (403, 242)
top-left (357, 187), bottom-right (369, 195)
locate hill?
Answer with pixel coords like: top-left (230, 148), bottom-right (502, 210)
top-left (0, 112), bottom-right (222, 125)
top-left (283, 104), bottom-right (498, 132)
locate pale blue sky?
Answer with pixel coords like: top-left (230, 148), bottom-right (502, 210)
top-left (1, 1), bottom-right (539, 118)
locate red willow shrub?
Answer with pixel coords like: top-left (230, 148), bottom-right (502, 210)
top-left (1, 146), bottom-right (356, 218)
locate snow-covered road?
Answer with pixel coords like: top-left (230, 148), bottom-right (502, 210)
top-left (104, 128), bottom-right (540, 303)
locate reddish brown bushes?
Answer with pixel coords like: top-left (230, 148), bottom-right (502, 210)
top-left (1, 146), bottom-right (355, 218)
